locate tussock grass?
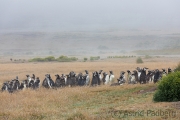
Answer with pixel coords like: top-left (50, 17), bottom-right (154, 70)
top-left (0, 58), bottom-right (179, 119)
top-left (175, 62), bottom-right (180, 72)
top-left (1, 84), bottom-right (179, 119)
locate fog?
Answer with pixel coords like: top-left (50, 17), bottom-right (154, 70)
top-left (0, 0), bottom-right (180, 31)
top-left (0, 0), bottom-right (180, 58)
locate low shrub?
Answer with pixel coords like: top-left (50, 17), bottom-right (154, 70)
top-left (29, 55), bottom-right (78, 62)
top-left (44, 56), bottom-right (56, 61)
top-left (153, 71), bottom-right (180, 102)
top-left (90, 56), bottom-right (100, 61)
top-left (107, 56), bottom-right (136, 58)
top-left (28, 57), bottom-right (46, 62)
top-left (56, 55), bottom-right (78, 62)
top-left (144, 55), bottom-right (152, 59)
top-left (29, 56), bottom-right (56, 62)
top-left (84, 57), bottom-right (88, 61)
top-left (136, 57), bottom-right (143, 63)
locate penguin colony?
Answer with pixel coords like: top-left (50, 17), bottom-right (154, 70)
top-left (1, 67), bottom-right (173, 93)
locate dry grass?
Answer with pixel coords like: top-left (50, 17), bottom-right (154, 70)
top-left (0, 57), bottom-right (180, 120)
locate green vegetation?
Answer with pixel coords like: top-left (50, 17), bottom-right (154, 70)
top-left (144, 55), bottom-right (152, 59)
top-left (11, 58), bottom-right (26, 63)
top-left (153, 71), bottom-right (180, 102)
top-left (90, 56), bottom-right (100, 61)
top-left (56, 55), bottom-right (78, 62)
top-left (84, 57), bottom-right (88, 62)
top-left (107, 55), bottom-right (136, 58)
top-left (29, 57), bottom-right (46, 62)
top-left (44, 56), bottom-right (56, 61)
top-left (28, 56), bottom-right (56, 62)
top-left (28, 55), bottom-right (78, 62)
top-left (136, 57), bottom-right (143, 63)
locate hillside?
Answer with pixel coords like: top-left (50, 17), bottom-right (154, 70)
top-left (0, 30), bottom-right (180, 57)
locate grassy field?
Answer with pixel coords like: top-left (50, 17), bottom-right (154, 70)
top-left (0, 57), bottom-right (180, 120)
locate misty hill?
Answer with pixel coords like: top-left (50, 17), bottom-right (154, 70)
top-left (0, 31), bottom-right (180, 57)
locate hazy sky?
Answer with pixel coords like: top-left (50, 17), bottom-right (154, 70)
top-left (0, 0), bottom-right (179, 31)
